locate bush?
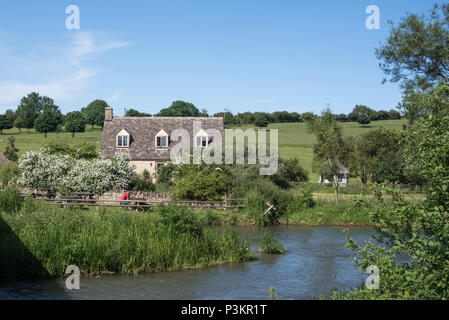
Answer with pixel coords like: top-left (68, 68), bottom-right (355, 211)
top-left (0, 186), bottom-right (22, 213)
top-left (279, 158), bottom-right (309, 183)
top-left (259, 232), bottom-right (285, 254)
top-left (130, 173), bottom-right (155, 192)
top-left (44, 142), bottom-right (98, 160)
top-left (246, 178), bottom-right (294, 225)
top-left (18, 151), bottom-right (133, 194)
top-left (173, 164), bottom-right (231, 201)
top-left (297, 186), bottom-right (315, 208)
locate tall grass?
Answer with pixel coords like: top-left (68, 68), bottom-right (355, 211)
top-left (0, 204), bottom-right (254, 282)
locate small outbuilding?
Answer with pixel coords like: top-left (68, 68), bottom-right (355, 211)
top-left (317, 158), bottom-right (350, 187)
top-left (0, 152), bottom-right (10, 165)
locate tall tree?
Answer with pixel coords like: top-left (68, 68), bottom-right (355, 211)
top-left (125, 109), bottom-right (151, 117)
top-left (156, 101), bottom-right (202, 117)
top-left (16, 92), bottom-right (56, 133)
top-left (81, 99), bottom-right (109, 128)
top-left (376, 4), bottom-right (449, 122)
top-left (34, 107), bottom-right (63, 138)
top-left (0, 114), bottom-right (13, 134)
top-left (306, 110), bottom-right (349, 203)
top-left (64, 111), bottom-right (86, 138)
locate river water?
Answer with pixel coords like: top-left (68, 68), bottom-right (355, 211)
top-left (0, 225), bottom-right (373, 300)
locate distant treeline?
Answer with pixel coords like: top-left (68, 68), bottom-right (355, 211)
top-left (213, 105), bottom-right (401, 126)
top-left (1, 93), bottom-right (403, 136)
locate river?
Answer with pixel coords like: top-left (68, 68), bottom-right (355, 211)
top-left (0, 225), bottom-right (373, 300)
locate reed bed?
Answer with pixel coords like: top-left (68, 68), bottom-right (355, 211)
top-left (0, 203), bottom-right (254, 282)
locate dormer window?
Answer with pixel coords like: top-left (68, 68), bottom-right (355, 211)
top-left (195, 129), bottom-right (209, 148)
top-left (155, 129), bottom-right (169, 148)
top-left (116, 129), bottom-right (130, 148)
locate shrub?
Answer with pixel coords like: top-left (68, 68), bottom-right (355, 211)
top-left (279, 158), bottom-right (309, 183)
top-left (131, 173), bottom-right (155, 192)
top-left (173, 164), bottom-right (231, 201)
top-left (297, 186), bottom-right (315, 208)
top-left (246, 178), bottom-right (294, 225)
top-left (0, 186), bottom-right (22, 213)
top-left (259, 232), bottom-right (285, 254)
top-left (18, 151), bottom-right (134, 194)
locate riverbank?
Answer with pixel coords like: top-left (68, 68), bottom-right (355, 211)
top-left (195, 198), bottom-right (381, 227)
top-left (0, 203), bottom-right (254, 283)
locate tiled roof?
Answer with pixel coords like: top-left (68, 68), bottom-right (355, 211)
top-left (0, 152), bottom-right (10, 164)
top-left (99, 117), bottom-right (224, 160)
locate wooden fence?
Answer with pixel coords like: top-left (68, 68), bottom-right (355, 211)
top-left (21, 194), bottom-right (247, 211)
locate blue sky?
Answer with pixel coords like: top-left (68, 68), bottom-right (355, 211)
top-left (0, 0), bottom-right (445, 115)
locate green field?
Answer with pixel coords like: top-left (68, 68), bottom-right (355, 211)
top-left (0, 120), bottom-right (406, 181)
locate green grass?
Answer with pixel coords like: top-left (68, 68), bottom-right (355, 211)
top-left (284, 199), bottom-right (378, 225)
top-left (0, 126), bottom-right (103, 157)
top-left (0, 204), bottom-right (255, 283)
top-left (231, 120), bottom-right (406, 181)
top-left (258, 232), bottom-right (286, 254)
top-left (0, 120), bottom-right (406, 181)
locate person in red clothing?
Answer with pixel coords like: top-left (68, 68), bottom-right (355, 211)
top-left (120, 191), bottom-right (130, 205)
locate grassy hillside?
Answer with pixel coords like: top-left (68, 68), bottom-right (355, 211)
top-left (0, 120), bottom-right (406, 181)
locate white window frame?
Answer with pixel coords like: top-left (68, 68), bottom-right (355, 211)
top-left (155, 129), bottom-right (169, 148)
top-left (195, 129), bottom-right (209, 148)
top-left (116, 129), bottom-right (130, 148)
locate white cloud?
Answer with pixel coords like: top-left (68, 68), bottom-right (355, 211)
top-left (0, 31), bottom-right (130, 106)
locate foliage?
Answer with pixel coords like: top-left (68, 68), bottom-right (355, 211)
top-left (376, 4), bottom-right (449, 122)
top-left (173, 164), bottom-right (232, 201)
top-left (4, 136), bottom-right (19, 162)
top-left (0, 114), bottom-right (13, 134)
top-left (156, 100), bottom-right (207, 117)
top-left (155, 204), bottom-right (204, 237)
top-left (254, 114), bottom-right (269, 127)
top-left (357, 114), bottom-right (370, 127)
top-left (306, 109), bottom-right (350, 202)
top-left (34, 107), bottom-right (63, 137)
top-left (44, 142), bottom-right (98, 160)
top-left (0, 162), bottom-right (20, 188)
top-left (18, 151), bottom-right (133, 194)
top-left (0, 186), bottom-right (22, 213)
top-left (340, 83), bottom-right (449, 299)
top-left (16, 92), bottom-right (57, 131)
top-left (246, 177), bottom-right (293, 225)
top-left (268, 287), bottom-right (280, 300)
top-left (81, 99), bottom-right (109, 128)
top-left (130, 173), bottom-right (155, 192)
top-left (125, 108), bottom-right (151, 117)
top-left (279, 158), bottom-right (309, 183)
top-left (259, 232), bottom-right (285, 254)
top-left (0, 205), bottom-right (254, 282)
top-left (198, 209), bottom-right (222, 226)
top-left (64, 111), bottom-right (86, 137)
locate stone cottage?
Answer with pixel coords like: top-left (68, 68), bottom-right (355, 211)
top-left (99, 107), bottom-right (224, 177)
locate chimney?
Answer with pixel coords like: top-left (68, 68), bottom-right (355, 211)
top-left (105, 107), bottom-right (113, 121)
